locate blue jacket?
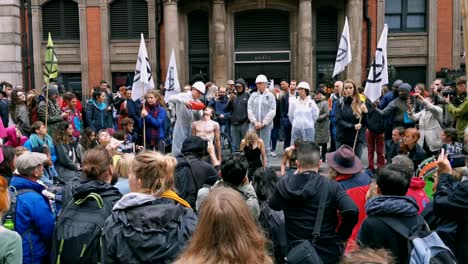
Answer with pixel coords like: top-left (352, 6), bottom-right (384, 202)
top-left (23, 139), bottom-right (57, 164)
top-left (10, 176), bottom-right (55, 264)
top-left (143, 105), bottom-right (167, 141)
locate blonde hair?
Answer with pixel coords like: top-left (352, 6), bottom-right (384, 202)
top-left (174, 187), bottom-right (272, 264)
top-left (343, 79), bottom-right (365, 118)
top-left (243, 130), bottom-right (259, 148)
top-left (115, 153), bottom-right (134, 179)
top-left (340, 248), bottom-right (395, 264)
top-left (131, 151), bottom-right (176, 196)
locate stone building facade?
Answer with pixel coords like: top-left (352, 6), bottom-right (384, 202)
top-left (0, 0), bottom-right (464, 98)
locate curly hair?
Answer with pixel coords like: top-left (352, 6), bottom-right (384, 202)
top-left (9, 88), bottom-right (26, 119)
top-left (54, 122), bottom-right (73, 145)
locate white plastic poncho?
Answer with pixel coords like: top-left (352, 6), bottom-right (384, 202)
top-left (288, 96), bottom-right (319, 145)
top-left (247, 91), bottom-right (276, 127)
top-left (168, 92), bottom-right (202, 156)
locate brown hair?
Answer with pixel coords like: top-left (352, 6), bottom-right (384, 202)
top-left (405, 128), bottom-right (420, 140)
top-left (343, 79), bottom-right (365, 118)
top-left (121, 117), bottom-right (134, 128)
top-left (340, 248), bottom-right (395, 264)
top-left (131, 151), bottom-right (176, 196)
top-left (0, 176), bottom-right (9, 213)
top-left (82, 147), bottom-right (113, 182)
top-left (174, 187), bottom-right (272, 264)
top-left (145, 90), bottom-right (166, 107)
top-left (115, 153), bottom-right (134, 179)
top-left (455, 76), bottom-right (466, 86)
top-left (30, 121), bottom-right (44, 135)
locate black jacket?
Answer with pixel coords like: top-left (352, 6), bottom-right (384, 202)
top-left (103, 193), bottom-right (197, 264)
top-left (335, 97), bottom-right (368, 145)
top-left (269, 171), bottom-right (358, 264)
top-left (85, 100), bottom-right (112, 132)
top-left (433, 173), bottom-right (468, 263)
top-left (358, 196), bottom-right (422, 264)
top-left (365, 99), bottom-right (385, 134)
top-left (0, 99), bottom-right (8, 127)
top-left (226, 78), bottom-right (250, 125)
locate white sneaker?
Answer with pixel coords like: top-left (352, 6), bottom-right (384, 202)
top-left (270, 152), bottom-right (277, 157)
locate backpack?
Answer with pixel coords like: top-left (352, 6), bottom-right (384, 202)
top-left (1, 187), bottom-right (35, 230)
top-left (51, 192), bottom-right (112, 264)
top-left (258, 201), bottom-right (287, 263)
top-left (378, 216), bottom-right (457, 264)
top-left (174, 157), bottom-right (199, 209)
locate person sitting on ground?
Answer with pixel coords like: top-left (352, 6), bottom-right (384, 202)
top-left (191, 106), bottom-right (222, 161)
top-left (253, 167), bottom-right (287, 263)
top-left (30, 145), bottom-right (58, 186)
top-left (327, 144), bottom-right (372, 191)
top-left (4, 127), bottom-right (28, 148)
top-left (54, 122), bottom-right (81, 183)
top-left (114, 153), bottom-right (134, 195)
top-left (0, 146), bottom-right (16, 184)
top-left (358, 164), bottom-right (424, 263)
top-left (10, 152), bottom-right (55, 264)
top-left (385, 126), bottom-right (405, 162)
top-left (51, 147), bottom-right (122, 264)
top-left (23, 121), bottom-right (57, 164)
top-left (442, 127), bottom-right (464, 155)
top-left (76, 127), bottom-right (98, 161)
top-left (0, 175), bottom-right (22, 264)
top-left (103, 151), bottom-right (197, 264)
top-left (269, 141), bottom-right (359, 263)
top-left (120, 117), bottom-right (138, 147)
top-left (174, 136), bottom-right (220, 209)
top-left (196, 152), bottom-right (260, 218)
top-left (399, 128), bottom-right (427, 170)
top-left (280, 138), bottom-right (302, 176)
top-left (174, 187), bottom-right (272, 264)
top-left (241, 129), bottom-right (267, 180)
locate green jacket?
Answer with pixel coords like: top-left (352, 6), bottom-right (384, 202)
top-left (448, 97), bottom-right (468, 141)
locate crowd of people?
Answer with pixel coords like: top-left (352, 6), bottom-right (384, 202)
top-left (0, 73), bottom-right (466, 264)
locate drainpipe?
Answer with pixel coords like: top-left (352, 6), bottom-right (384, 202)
top-left (20, 0), bottom-right (29, 90)
top-left (155, 0), bottom-right (163, 86)
top-left (27, 0), bottom-right (35, 89)
top-left (364, 0), bottom-right (372, 67)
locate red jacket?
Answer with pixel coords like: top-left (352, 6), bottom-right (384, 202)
top-left (406, 177), bottom-right (429, 214)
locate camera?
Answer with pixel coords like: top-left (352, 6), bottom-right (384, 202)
top-left (442, 89), bottom-right (456, 97)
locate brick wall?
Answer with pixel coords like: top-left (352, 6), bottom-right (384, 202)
top-left (436, 0), bottom-right (453, 71)
top-left (361, 0), bottom-right (379, 84)
top-left (86, 7), bottom-right (103, 94)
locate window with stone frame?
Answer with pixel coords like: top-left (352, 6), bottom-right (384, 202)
top-left (110, 0), bottom-right (148, 39)
top-left (42, 0), bottom-right (80, 40)
top-left (385, 0), bottom-right (426, 33)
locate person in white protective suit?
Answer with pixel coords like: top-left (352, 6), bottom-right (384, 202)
top-left (247, 74), bottom-right (276, 164)
top-left (168, 81), bottom-right (205, 156)
top-left (288, 81), bottom-right (319, 145)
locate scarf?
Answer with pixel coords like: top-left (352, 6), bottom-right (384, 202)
top-left (366, 195), bottom-right (419, 217)
top-left (90, 99), bottom-right (107, 111)
top-left (161, 190), bottom-right (191, 208)
top-left (29, 133), bottom-right (54, 150)
top-left (146, 104), bottom-right (161, 145)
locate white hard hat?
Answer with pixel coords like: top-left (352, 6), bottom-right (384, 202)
top-left (255, 74), bottom-right (268, 83)
top-left (192, 81), bottom-right (206, 94)
top-left (297, 81), bottom-right (310, 90)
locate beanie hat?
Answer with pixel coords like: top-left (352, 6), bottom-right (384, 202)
top-left (398, 83), bottom-right (411, 93)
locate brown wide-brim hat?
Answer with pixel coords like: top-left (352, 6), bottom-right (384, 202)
top-left (326, 145), bottom-right (363, 174)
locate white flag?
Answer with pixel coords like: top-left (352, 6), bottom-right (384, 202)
top-left (269, 79), bottom-right (274, 90)
top-left (364, 24), bottom-right (388, 103)
top-left (132, 33), bottom-right (155, 101)
top-left (332, 17), bottom-right (352, 78)
top-left (164, 49), bottom-right (180, 102)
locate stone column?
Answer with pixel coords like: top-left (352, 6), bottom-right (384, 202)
top-left (212, 0), bottom-right (227, 85)
top-left (452, 0), bottom-right (461, 69)
top-left (147, 0), bottom-right (158, 84)
top-left (298, 0), bottom-right (312, 82)
top-left (346, 0), bottom-right (363, 82)
top-left (0, 0), bottom-right (22, 86)
top-left (31, 0), bottom-right (43, 90)
top-left (100, 0), bottom-right (111, 86)
top-left (427, 0), bottom-right (437, 82)
top-left (164, 0), bottom-right (179, 80)
top-left (78, 0), bottom-right (89, 98)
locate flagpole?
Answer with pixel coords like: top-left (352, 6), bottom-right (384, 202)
top-left (353, 116), bottom-right (362, 151)
top-left (45, 84), bottom-right (49, 129)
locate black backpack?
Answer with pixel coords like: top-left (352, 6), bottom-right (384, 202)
top-left (259, 201), bottom-right (287, 264)
top-left (51, 192), bottom-right (113, 264)
top-left (1, 187), bottom-right (35, 230)
top-left (174, 157), bottom-right (199, 209)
